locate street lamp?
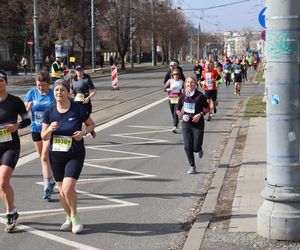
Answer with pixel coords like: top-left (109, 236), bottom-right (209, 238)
top-left (91, 0), bottom-right (96, 69)
top-left (33, 0), bottom-right (41, 72)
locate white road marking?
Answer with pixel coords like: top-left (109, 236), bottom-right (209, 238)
top-left (0, 218), bottom-right (101, 250)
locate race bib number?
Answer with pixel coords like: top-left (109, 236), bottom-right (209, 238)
top-left (183, 102), bottom-right (195, 114)
top-left (34, 111), bottom-right (44, 124)
top-left (169, 97), bottom-right (179, 104)
top-left (205, 73), bottom-right (213, 88)
top-left (52, 135), bottom-right (72, 152)
top-left (235, 69), bottom-right (241, 74)
top-left (195, 70), bottom-right (200, 74)
top-left (224, 69), bottom-right (229, 73)
top-left (74, 93), bottom-right (85, 102)
top-left (0, 128), bottom-right (12, 143)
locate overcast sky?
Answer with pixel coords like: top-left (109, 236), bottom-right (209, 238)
top-left (175, 0), bottom-right (265, 32)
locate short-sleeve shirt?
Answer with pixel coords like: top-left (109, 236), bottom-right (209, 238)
top-left (71, 75), bottom-right (95, 103)
top-left (43, 101), bottom-right (89, 154)
top-left (0, 94), bottom-right (30, 144)
top-left (25, 88), bottom-right (54, 133)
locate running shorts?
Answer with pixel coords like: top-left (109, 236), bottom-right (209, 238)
top-left (0, 142), bottom-right (20, 169)
top-left (31, 132), bottom-right (42, 142)
top-left (205, 90), bottom-right (217, 102)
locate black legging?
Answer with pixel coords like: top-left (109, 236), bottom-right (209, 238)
top-left (169, 102), bottom-right (179, 127)
top-left (181, 120), bottom-right (205, 167)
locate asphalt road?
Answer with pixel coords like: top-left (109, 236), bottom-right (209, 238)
top-left (0, 66), bottom-right (264, 249)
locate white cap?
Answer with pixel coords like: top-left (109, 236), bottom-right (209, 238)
top-left (170, 61), bottom-right (178, 67)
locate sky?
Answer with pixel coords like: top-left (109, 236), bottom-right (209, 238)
top-left (175, 0), bottom-right (265, 32)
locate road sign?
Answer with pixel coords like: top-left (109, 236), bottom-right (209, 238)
top-left (27, 40), bottom-right (34, 47)
top-left (258, 7), bottom-right (267, 29)
top-left (261, 30), bottom-right (266, 41)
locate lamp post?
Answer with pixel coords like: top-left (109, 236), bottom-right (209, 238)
top-left (91, 0), bottom-right (96, 69)
top-left (33, 0), bottom-right (41, 72)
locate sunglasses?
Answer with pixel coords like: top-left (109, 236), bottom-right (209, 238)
top-left (172, 73), bottom-right (179, 76)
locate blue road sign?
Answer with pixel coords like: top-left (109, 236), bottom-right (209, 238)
top-left (258, 7), bottom-right (267, 29)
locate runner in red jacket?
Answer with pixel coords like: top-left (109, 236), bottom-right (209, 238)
top-left (201, 61), bottom-right (221, 121)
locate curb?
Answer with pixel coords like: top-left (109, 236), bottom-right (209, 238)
top-left (182, 98), bottom-right (249, 250)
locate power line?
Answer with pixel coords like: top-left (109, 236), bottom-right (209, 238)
top-left (179, 0), bottom-right (255, 11)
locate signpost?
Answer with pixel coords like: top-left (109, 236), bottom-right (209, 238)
top-left (27, 40), bottom-right (34, 78)
top-left (258, 7), bottom-right (267, 29)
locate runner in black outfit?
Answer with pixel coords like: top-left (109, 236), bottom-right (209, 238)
top-left (0, 71), bottom-right (30, 232)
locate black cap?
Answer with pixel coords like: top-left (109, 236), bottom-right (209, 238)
top-left (75, 65), bottom-right (84, 71)
top-left (0, 71), bottom-right (7, 83)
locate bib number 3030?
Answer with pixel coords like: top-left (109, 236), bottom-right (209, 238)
top-left (52, 135), bottom-right (72, 152)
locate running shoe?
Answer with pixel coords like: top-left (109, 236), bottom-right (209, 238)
top-left (171, 126), bottom-right (177, 133)
top-left (196, 150), bottom-right (204, 159)
top-left (60, 216), bottom-right (72, 231)
top-left (187, 166), bottom-right (196, 174)
top-left (71, 214), bottom-right (83, 234)
top-left (207, 115), bottom-right (212, 121)
top-left (42, 181), bottom-right (56, 200)
top-left (214, 108), bottom-right (217, 114)
top-left (5, 211), bottom-right (18, 233)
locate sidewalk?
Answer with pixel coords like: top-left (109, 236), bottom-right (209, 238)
top-left (229, 117), bottom-right (266, 232)
top-left (183, 116), bottom-right (267, 250)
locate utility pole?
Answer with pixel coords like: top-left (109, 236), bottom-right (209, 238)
top-left (91, 0), bottom-right (96, 69)
top-left (151, 0), bottom-right (157, 66)
top-left (197, 22), bottom-right (200, 59)
top-left (129, 0), bottom-right (134, 68)
top-left (33, 0), bottom-right (41, 72)
top-left (257, 0), bottom-right (300, 240)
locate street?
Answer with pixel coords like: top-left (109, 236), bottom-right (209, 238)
top-left (0, 67), bottom-right (264, 249)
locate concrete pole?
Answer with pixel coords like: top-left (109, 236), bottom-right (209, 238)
top-left (151, 0), bottom-right (157, 66)
top-left (197, 22), bottom-right (200, 60)
top-left (33, 0), bottom-right (41, 72)
top-left (129, 0), bottom-right (134, 68)
top-left (91, 0), bottom-right (96, 69)
top-left (257, 0), bottom-right (300, 240)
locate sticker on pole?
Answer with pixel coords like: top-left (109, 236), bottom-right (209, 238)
top-left (63, 70), bottom-right (73, 84)
top-left (271, 95), bottom-right (279, 104)
top-left (261, 30), bottom-right (266, 41)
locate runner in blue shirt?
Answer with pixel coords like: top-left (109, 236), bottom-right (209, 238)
top-left (41, 79), bottom-right (95, 234)
top-left (25, 70), bottom-right (55, 200)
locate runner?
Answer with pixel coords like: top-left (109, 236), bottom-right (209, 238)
top-left (201, 61), bottom-right (221, 121)
top-left (24, 70), bottom-right (55, 200)
top-left (71, 65), bottom-right (96, 138)
top-left (176, 77), bottom-right (209, 174)
top-left (241, 57), bottom-right (248, 82)
top-left (163, 61), bottom-right (185, 85)
top-left (0, 71), bottom-right (30, 232)
top-left (164, 68), bottom-right (184, 133)
top-left (231, 58), bottom-right (243, 95)
top-left (223, 58), bottom-right (232, 87)
top-left (193, 60), bottom-right (203, 85)
top-left (41, 79), bottom-right (95, 234)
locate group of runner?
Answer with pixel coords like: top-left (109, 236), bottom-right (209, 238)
top-left (0, 66), bottom-right (96, 234)
top-left (164, 54), bottom-right (258, 174)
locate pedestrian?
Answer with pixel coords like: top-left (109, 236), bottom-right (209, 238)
top-left (71, 65), bottom-right (96, 138)
top-left (109, 56), bottom-right (114, 66)
top-left (176, 77), bottom-right (209, 174)
top-left (0, 71), bottom-right (31, 232)
top-left (99, 52), bottom-right (104, 68)
top-left (164, 68), bottom-right (184, 133)
top-left (41, 79), bottom-right (95, 234)
top-left (20, 56), bottom-right (28, 75)
top-left (45, 56), bottom-right (51, 72)
top-left (24, 70), bottom-right (55, 200)
top-left (51, 55), bottom-right (64, 84)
